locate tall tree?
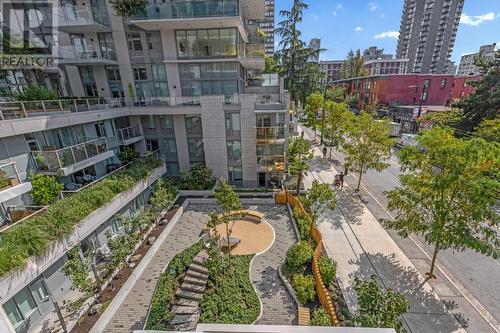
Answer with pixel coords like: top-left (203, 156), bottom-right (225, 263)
top-left (287, 132), bottom-right (313, 195)
top-left (474, 117), bottom-right (500, 142)
top-left (383, 127), bottom-right (500, 278)
top-left (343, 112), bottom-right (395, 190)
top-left (304, 92), bottom-right (324, 138)
top-left (322, 101), bottom-right (353, 157)
top-left (302, 180), bottom-right (336, 223)
top-left (455, 50), bottom-right (499, 133)
top-left (214, 178), bottom-right (242, 258)
top-left (325, 86), bottom-right (348, 103)
top-left (340, 49), bottom-right (367, 79)
top-left (275, 0), bottom-right (321, 105)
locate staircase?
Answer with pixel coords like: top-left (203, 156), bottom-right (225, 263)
top-left (170, 250), bottom-right (209, 331)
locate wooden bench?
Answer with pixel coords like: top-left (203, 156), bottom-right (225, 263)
top-left (241, 210), bottom-right (264, 223)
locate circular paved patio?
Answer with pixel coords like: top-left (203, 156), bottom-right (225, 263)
top-left (215, 218), bottom-right (274, 255)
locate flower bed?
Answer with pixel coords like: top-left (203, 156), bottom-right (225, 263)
top-left (145, 241), bottom-right (204, 330)
top-left (199, 255), bottom-right (260, 324)
top-left (0, 159), bottom-right (163, 277)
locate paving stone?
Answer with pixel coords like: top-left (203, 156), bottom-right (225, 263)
top-left (189, 263), bottom-right (209, 274)
top-left (180, 282), bottom-right (206, 293)
top-left (176, 289), bottom-right (204, 302)
top-left (172, 305), bottom-right (200, 315)
top-left (184, 276), bottom-right (207, 286)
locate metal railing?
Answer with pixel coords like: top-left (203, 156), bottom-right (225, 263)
top-left (132, 0), bottom-right (239, 20)
top-left (257, 155), bottom-right (285, 172)
top-left (58, 45), bottom-right (117, 62)
top-left (238, 43), bottom-right (265, 58)
top-left (133, 96), bottom-right (201, 107)
top-left (0, 162), bottom-right (22, 191)
top-left (256, 126), bottom-right (285, 141)
top-left (32, 137), bottom-right (108, 173)
top-left (117, 125), bottom-right (142, 144)
top-left (0, 98), bottom-right (124, 120)
top-left (57, 5), bottom-right (109, 27)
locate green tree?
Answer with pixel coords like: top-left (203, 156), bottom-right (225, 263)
top-left (322, 101), bottom-right (352, 157)
top-left (30, 173), bottom-right (63, 205)
top-left (325, 86), bottom-right (347, 103)
top-left (304, 92), bottom-right (324, 138)
top-left (474, 117), bottom-right (500, 142)
top-left (354, 276), bottom-right (409, 332)
top-left (383, 127), bottom-right (500, 277)
top-left (302, 180), bottom-right (336, 223)
top-left (214, 178), bottom-right (242, 258)
top-left (109, 0), bottom-right (146, 16)
top-left (63, 247), bottom-right (96, 298)
top-left (340, 49), bottom-right (367, 79)
top-left (264, 55), bottom-right (283, 74)
top-left (343, 112), bottom-right (395, 191)
top-left (119, 147), bottom-right (139, 164)
top-left (150, 178), bottom-right (177, 218)
top-left (419, 108), bottom-right (463, 128)
top-left (180, 163), bottom-right (216, 190)
top-left (287, 132), bottom-right (313, 195)
top-left (13, 85), bottom-right (59, 101)
top-left (275, 0), bottom-right (322, 105)
top-left (455, 50), bottom-right (499, 133)
top-left (291, 274), bottom-right (316, 304)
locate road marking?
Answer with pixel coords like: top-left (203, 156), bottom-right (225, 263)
top-left (328, 150), bottom-right (500, 333)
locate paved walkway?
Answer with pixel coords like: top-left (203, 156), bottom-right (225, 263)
top-left (104, 203), bottom-right (297, 332)
top-left (300, 126), bottom-right (467, 333)
top-left (249, 205), bottom-right (298, 325)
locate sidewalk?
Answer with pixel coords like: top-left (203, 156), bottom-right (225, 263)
top-left (301, 129), bottom-right (466, 333)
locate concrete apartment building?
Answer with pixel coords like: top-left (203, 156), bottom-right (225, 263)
top-left (0, 1), bottom-right (289, 331)
top-left (396, 0), bottom-right (464, 74)
top-left (250, 0), bottom-right (275, 56)
top-left (320, 60), bottom-right (344, 85)
top-left (457, 43), bottom-right (497, 75)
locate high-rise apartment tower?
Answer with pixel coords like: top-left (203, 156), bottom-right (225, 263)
top-left (396, 0), bottom-right (464, 74)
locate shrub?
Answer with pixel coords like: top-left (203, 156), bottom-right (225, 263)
top-left (30, 173), bottom-right (64, 205)
top-left (0, 159), bottom-right (162, 277)
top-left (284, 241), bottom-right (313, 275)
top-left (310, 306), bottom-right (332, 326)
top-left (200, 255), bottom-right (260, 324)
top-left (291, 274), bottom-right (316, 305)
top-left (110, 0), bottom-right (147, 16)
top-left (168, 241), bottom-right (203, 276)
top-left (318, 256), bottom-right (337, 287)
top-left (293, 207), bottom-right (312, 241)
top-left (180, 163), bottom-right (216, 190)
top-left (145, 273), bottom-right (177, 330)
top-left (119, 147), bottom-right (139, 164)
top-left (13, 85), bottom-right (59, 101)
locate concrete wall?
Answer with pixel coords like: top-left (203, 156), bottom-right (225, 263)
top-left (173, 115), bottom-right (190, 172)
top-left (239, 95), bottom-right (258, 187)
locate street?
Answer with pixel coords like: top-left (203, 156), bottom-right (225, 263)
top-left (301, 125), bottom-right (500, 333)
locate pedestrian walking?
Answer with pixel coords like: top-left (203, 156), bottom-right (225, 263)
top-left (339, 171), bottom-right (344, 190)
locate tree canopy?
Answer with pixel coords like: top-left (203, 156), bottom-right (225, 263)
top-left (383, 127), bottom-right (500, 277)
top-left (287, 132), bottom-right (313, 195)
top-left (340, 49), bottom-right (367, 79)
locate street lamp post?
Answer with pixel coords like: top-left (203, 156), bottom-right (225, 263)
top-left (408, 84), bottom-right (426, 132)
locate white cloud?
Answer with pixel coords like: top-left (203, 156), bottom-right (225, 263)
top-left (332, 11), bottom-right (337, 16)
top-left (374, 30), bottom-right (400, 39)
top-left (460, 12), bottom-right (496, 26)
top-left (355, 26), bottom-right (363, 32)
top-left (336, 3), bottom-right (344, 10)
top-left (381, 14), bottom-right (386, 19)
top-left (368, 2), bottom-right (380, 11)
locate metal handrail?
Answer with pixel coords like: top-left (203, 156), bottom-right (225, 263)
top-left (58, 5), bottom-right (109, 26)
top-left (117, 125), bottom-right (142, 143)
top-left (0, 162), bottom-right (22, 188)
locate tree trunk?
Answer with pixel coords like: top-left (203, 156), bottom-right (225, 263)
top-left (296, 172), bottom-right (303, 196)
top-left (427, 244), bottom-right (440, 279)
top-left (329, 146), bottom-right (332, 158)
top-left (356, 170), bottom-right (363, 191)
top-left (225, 221), bottom-right (231, 260)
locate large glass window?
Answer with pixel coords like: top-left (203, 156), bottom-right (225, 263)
top-left (187, 138), bottom-right (204, 163)
top-left (176, 28), bottom-right (238, 58)
top-left (106, 66), bottom-right (124, 98)
top-left (79, 66), bottom-right (98, 97)
top-left (133, 64), bottom-right (169, 97)
top-left (127, 31), bottom-right (143, 51)
top-left (98, 32), bottom-right (116, 60)
top-left (179, 62), bottom-right (242, 96)
top-left (227, 140), bottom-right (241, 160)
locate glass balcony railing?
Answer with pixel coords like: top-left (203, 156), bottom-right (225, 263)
top-left (257, 155), bottom-right (285, 172)
top-left (256, 126), bottom-right (285, 141)
top-left (57, 5), bottom-right (109, 27)
top-left (132, 0), bottom-right (240, 20)
top-left (117, 125), bottom-right (142, 144)
top-left (0, 98), bottom-right (124, 120)
top-left (238, 44), bottom-right (265, 59)
top-left (0, 162), bottom-right (22, 191)
top-left (32, 138), bottom-right (108, 173)
top-left (58, 45), bottom-right (117, 62)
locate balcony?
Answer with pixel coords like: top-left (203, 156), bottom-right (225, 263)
top-left (0, 162), bottom-right (32, 204)
top-left (257, 155), bottom-right (285, 173)
top-left (256, 126), bottom-right (285, 144)
top-left (57, 46), bottom-right (118, 66)
top-left (0, 97), bottom-right (124, 120)
top-left (238, 44), bottom-right (265, 69)
top-left (55, 6), bottom-right (111, 33)
top-left (117, 125), bottom-right (144, 145)
top-left (32, 138), bottom-right (115, 176)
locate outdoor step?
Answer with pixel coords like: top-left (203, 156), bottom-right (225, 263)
top-left (170, 313), bottom-right (200, 325)
top-left (172, 305), bottom-right (199, 315)
top-left (186, 270), bottom-right (208, 280)
top-left (176, 289), bottom-right (203, 302)
top-left (184, 276), bottom-right (207, 286)
top-left (181, 282), bottom-right (206, 293)
top-left (174, 298), bottom-right (199, 307)
top-left (192, 256), bottom-right (206, 266)
top-left (189, 263), bottom-right (208, 275)
top-left (172, 319), bottom-right (198, 331)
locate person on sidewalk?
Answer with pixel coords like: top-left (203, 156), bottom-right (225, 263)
top-left (339, 172), bottom-right (344, 190)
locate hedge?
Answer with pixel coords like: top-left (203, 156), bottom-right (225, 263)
top-left (0, 159), bottom-right (162, 277)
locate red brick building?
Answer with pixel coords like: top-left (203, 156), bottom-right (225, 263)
top-left (333, 74), bottom-right (480, 109)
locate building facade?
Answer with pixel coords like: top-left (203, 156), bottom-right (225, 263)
top-left (257, 0), bottom-right (275, 56)
top-left (457, 43), bottom-right (497, 76)
top-left (0, 1), bottom-right (289, 331)
top-left (396, 0), bottom-right (464, 74)
top-left (363, 59), bottom-right (409, 76)
top-left (363, 46), bottom-right (392, 61)
top-left (308, 38), bottom-right (321, 63)
top-left (320, 60), bottom-right (344, 85)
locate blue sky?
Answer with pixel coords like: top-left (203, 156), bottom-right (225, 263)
top-left (274, 0), bottom-right (500, 64)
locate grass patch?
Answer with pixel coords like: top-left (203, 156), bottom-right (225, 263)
top-left (0, 159), bottom-right (162, 277)
top-left (145, 241), bottom-right (203, 330)
top-left (200, 255), bottom-right (260, 324)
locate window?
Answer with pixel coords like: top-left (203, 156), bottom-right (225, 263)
top-left (133, 66), bottom-right (148, 80)
top-left (225, 112), bottom-right (240, 132)
top-left (228, 166), bottom-right (242, 181)
top-left (161, 115), bottom-right (174, 129)
top-left (176, 28), bottom-right (238, 58)
top-left (127, 31), bottom-right (143, 51)
top-left (166, 162), bottom-right (180, 176)
top-left (187, 138), bottom-right (204, 162)
top-left (440, 79), bottom-right (447, 88)
top-left (227, 140), bottom-right (241, 160)
top-left (185, 116), bottom-right (202, 133)
top-left (423, 79), bottom-right (431, 88)
top-left (98, 32), bottom-right (116, 60)
top-left (421, 91), bottom-right (428, 101)
top-left (106, 66), bottom-right (121, 81)
top-left (79, 67), bottom-right (98, 97)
